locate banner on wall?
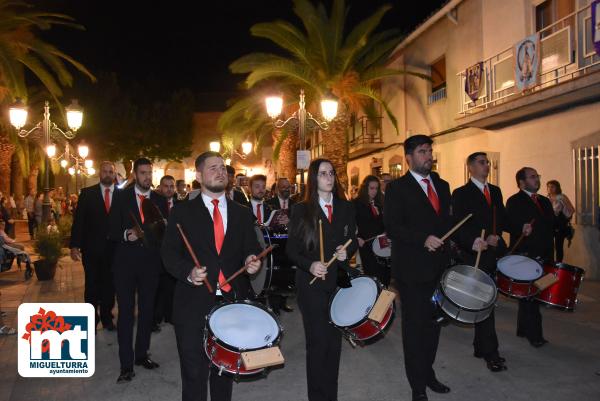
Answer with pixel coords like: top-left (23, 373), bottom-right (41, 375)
top-left (593, 0), bottom-right (600, 57)
top-left (465, 62), bottom-right (484, 102)
top-left (514, 33), bottom-right (540, 92)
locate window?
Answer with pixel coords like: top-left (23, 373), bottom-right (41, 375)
top-left (536, 0), bottom-right (575, 39)
top-left (310, 130), bottom-right (324, 159)
top-left (428, 56), bottom-right (447, 104)
top-left (389, 155), bottom-right (404, 179)
top-left (350, 167), bottom-right (360, 189)
top-left (573, 145), bottom-right (599, 226)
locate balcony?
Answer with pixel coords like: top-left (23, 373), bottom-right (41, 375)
top-left (348, 116), bottom-right (384, 159)
top-left (456, 4), bottom-right (600, 129)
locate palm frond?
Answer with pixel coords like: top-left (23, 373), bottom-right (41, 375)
top-left (354, 85), bottom-right (398, 135)
top-left (250, 21), bottom-right (309, 63)
top-left (360, 67), bottom-right (430, 84)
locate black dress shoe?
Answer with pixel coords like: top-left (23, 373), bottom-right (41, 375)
top-left (426, 379), bottom-right (450, 394)
top-left (116, 368), bottom-right (135, 383)
top-left (412, 391), bottom-right (428, 401)
top-left (135, 357), bottom-right (160, 369)
top-left (281, 304), bottom-right (294, 313)
top-left (529, 338), bottom-right (548, 348)
top-left (474, 351), bottom-right (506, 363)
top-left (486, 357), bottom-right (508, 372)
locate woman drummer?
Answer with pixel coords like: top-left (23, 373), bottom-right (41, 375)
top-left (286, 158), bottom-right (358, 401)
top-left (354, 175), bottom-right (390, 286)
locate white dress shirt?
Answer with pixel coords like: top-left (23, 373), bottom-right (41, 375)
top-left (100, 183), bottom-right (115, 208)
top-left (124, 186), bottom-right (152, 240)
top-left (470, 177), bottom-right (488, 194)
top-left (319, 194), bottom-right (334, 218)
top-left (409, 170), bottom-right (437, 196)
top-left (250, 199), bottom-right (265, 223)
top-left (201, 192), bottom-right (228, 233)
top-left (278, 197), bottom-right (289, 210)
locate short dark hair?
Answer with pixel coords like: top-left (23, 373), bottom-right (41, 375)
top-left (547, 179), bottom-right (562, 194)
top-left (191, 179), bottom-right (201, 189)
top-left (195, 151), bottom-right (222, 170)
top-left (176, 179), bottom-right (185, 186)
top-left (403, 134), bottom-right (433, 155)
top-left (226, 165), bottom-right (235, 175)
top-left (515, 167), bottom-right (534, 187)
top-left (235, 173), bottom-right (245, 178)
top-left (249, 174), bottom-right (267, 186)
top-left (467, 152), bottom-right (487, 164)
top-left (160, 175), bottom-right (175, 185)
top-left (133, 157), bottom-right (152, 172)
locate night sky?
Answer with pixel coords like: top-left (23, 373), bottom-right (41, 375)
top-left (41, 0), bottom-right (445, 110)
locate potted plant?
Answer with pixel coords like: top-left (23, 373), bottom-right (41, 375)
top-left (57, 214), bottom-right (73, 248)
top-left (33, 226), bottom-right (64, 280)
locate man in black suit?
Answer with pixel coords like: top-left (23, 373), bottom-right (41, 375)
top-left (153, 175), bottom-right (179, 331)
top-left (162, 151), bottom-right (262, 401)
top-left (506, 167), bottom-right (555, 348)
top-left (176, 179), bottom-right (188, 201)
top-left (451, 152), bottom-right (508, 372)
top-left (109, 158), bottom-right (169, 383)
top-left (249, 174), bottom-right (273, 225)
top-left (384, 135), bottom-right (458, 401)
top-left (226, 165), bottom-right (250, 206)
top-left (266, 177), bottom-right (295, 224)
top-left (70, 161), bottom-right (118, 331)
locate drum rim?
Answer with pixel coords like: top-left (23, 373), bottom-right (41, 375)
top-left (203, 336), bottom-right (264, 375)
top-left (552, 262), bottom-right (586, 275)
top-left (206, 300), bottom-right (283, 352)
top-left (438, 266), bottom-right (498, 312)
top-left (328, 275), bottom-right (383, 329)
top-left (497, 255), bottom-right (544, 281)
top-left (496, 270), bottom-right (542, 284)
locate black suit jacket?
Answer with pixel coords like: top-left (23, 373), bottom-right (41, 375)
top-left (161, 195), bottom-right (262, 325)
top-left (451, 181), bottom-right (508, 272)
top-left (353, 199), bottom-right (385, 240)
top-left (70, 184), bottom-right (119, 255)
top-left (506, 190), bottom-right (555, 261)
top-left (286, 198), bottom-right (358, 291)
top-left (108, 186), bottom-right (169, 250)
top-left (250, 200), bottom-right (273, 225)
top-left (231, 188), bottom-right (250, 206)
top-left (383, 172), bottom-right (453, 284)
top-left (266, 196), bottom-right (295, 215)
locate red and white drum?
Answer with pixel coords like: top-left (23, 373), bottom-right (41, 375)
top-left (328, 275), bottom-right (394, 343)
top-left (536, 262), bottom-right (585, 310)
top-left (372, 234), bottom-right (392, 268)
top-left (496, 255), bottom-right (543, 298)
top-left (204, 300), bottom-right (282, 376)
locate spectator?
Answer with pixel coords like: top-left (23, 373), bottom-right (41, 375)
top-left (547, 180), bottom-right (575, 262)
top-left (0, 198), bottom-right (15, 238)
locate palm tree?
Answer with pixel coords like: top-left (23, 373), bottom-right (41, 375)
top-left (0, 0), bottom-right (95, 195)
top-left (225, 0), bottom-right (427, 190)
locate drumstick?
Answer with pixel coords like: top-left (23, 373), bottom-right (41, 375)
top-left (319, 219), bottom-right (325, 281)
top-left (508, 218), bottom-right (535, 255)
top-left (220, 245), bottom-right (277, 286)
top-left (310, 239), bottom-right (353, 285)
top-left (474, 229), bottom-right (486, 269)
top-left (440, 213), bottom-right (473, 241)
top-left (176, 223), bottom-right (214, 293)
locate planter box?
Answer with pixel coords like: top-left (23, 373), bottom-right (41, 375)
top-left (33, 259), bottom-right (58, 281)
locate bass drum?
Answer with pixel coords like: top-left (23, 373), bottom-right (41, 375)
top-left (250, 225), bottom-right (271, 296)
top-left (250, 225), bottom-right (295, 297)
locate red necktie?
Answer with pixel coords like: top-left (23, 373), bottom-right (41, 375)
top-left (370, 201), bottom-right (379, 217)
top-left (325, 204), bottom-right (332, 223)
top-left (282, 199), bottom-right (287, 210)
top-left (531, 194), bottom-right (545, 214)
top-left (137, 194), bottom-right (146, 223)
top-left (212, 199), bottom-right (231, 292)
top-left (168, 199), bottom-right (173, 213)
top-left (483, 185), bottom-right (492, 206)
top-left (104, 188), bottom-right (111, 213)
top-left (422, 178), bottom-right (440, 215)
top-left (256, 203), bottom-right (262, 224)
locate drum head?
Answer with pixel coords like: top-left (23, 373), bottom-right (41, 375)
top-left (441, 265), bottom-right (497, 311)
top-left (208, 303), bottom-right (280, 350)
top-left (497, 255), bottom-right (543, 281)
top-left (372, 235), bottom-right (391, 258)
top-left (330, 276), bottom-right (378, 327)
top-left (250, 226), bottom-right (270, 295)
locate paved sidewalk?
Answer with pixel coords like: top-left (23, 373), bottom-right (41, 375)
top-left (1, 248), bottom-right (599, 401)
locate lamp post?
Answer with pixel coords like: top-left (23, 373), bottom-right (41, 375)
top-left (265, 89), bottom-right (337, 193)
top-left (9, 99), bottom-right (83, 224)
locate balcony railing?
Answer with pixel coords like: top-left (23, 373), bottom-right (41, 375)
top-left (428, 86), bottom-right (447, 104)
top-left (349, 116), bottom-right (383, 147)
top-left (457, 3), bottom-right (600, 116)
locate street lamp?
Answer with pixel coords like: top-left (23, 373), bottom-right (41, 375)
top-left (209, 141), bottom-right (221, 152)
top-left (241, 140), bottom-right (253, 155)
top-left (265, 89), bottom-right (338, 191)
top-left (9, 98), bottom-right (84, 224)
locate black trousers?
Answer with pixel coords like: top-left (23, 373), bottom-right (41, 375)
top-left (398, 280), bottom-right (441, 393)
top-left (474, 310), bottom-right (499, 359)
top-left (359, 246), bottom-right (390, 286)
top-left (27, 212), bottom-right (36, 237)
top-left (175, 321), bottom-right (232, 401)
top-left (82, 247), bottom-right (115, 327)
top-left (517, 298), bottom-right (543, 341)
top-left (154, 267), bottom-right (176, 324)
top-left (297, 283), bottom-right (342, 401)
top-left (113, 244), bottom-right (160, 369)
top-left (554, 232), bottom-right (566, 263)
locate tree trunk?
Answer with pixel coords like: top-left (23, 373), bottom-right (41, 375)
top-left (272, 129), bottom-right (298, 185)
top-left (11, 152), bottom-right (24, 199)
top-left (0, 133), bottom-right (15, 196)
top-left (323, 108), bottom-right (350, 195)
top-left (28, 161), bottom-right (40, 195)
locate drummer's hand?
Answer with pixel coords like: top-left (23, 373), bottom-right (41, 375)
top-left (126, 228), bottom-right (139, 242)
top-left (424, 235), bottom-right (444, 252)
top-left (334, 245), bottom-right (347, 261)
top-left (357, 237), bottom-right (365, 248)
top-left (310, 261), bottom-right (328, 278)
top-left (245, 255), bottom-right (261, 274)
top-left (189, 265), bottom-right (207, 286)
top-left (522, 223), bottom-right (533, 236)
top-left (277, 214), bottom-right (289, 225)
top-left (472, 237), bottom-right (488, 252)
top-left (70, 248), bottom-right (81, 262)
top-left (486, 234), bottom-right (499, 247)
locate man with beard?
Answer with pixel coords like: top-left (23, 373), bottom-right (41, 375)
top-left (176, 179), bottom-right (188, 201)
top-left (384, 135), bottom-right (457, 401)
top-left (266, 177), bottom-right (295, 224)
top-left (109, 158), bottom-right (168, 383)
top-left (226, 165), bottom-right (250, 206)
top-left (506, 167), bottom-right (554, 348)
top-left (70, 161), bottom-right (119, 331)
top-left (162, 151), bottom-right (262, 401)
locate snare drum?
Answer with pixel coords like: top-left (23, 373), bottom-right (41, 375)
top-left (434, 265), bottom-right (497, 324)
top-left (372, 235), bottom-right (391, 267)
top-left (204, 300), bottom-right (282, 376)
top-left (536, 262), bottom-right (585, 310)
top-left (250, 226), bottom-right (294, 296)
top-left (329, 275), bottom-right (394, 343)
top-left (496, 255), bottom-right (543, 298)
